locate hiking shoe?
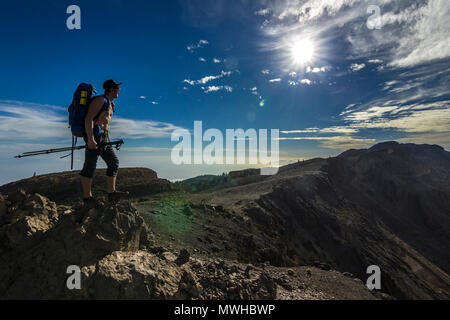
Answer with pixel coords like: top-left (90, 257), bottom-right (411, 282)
top-left (82, 197), bottom-right (104, 209)
top-left (108, 190), bottom-right (130, 202)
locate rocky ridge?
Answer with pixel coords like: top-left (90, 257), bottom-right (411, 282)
top-left (0, 190), bottom-right (377, 299)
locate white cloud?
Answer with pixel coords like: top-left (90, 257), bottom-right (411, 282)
top-left (139, 96), bottom-right (147, 99)
top-left (199, 57), bottom-right (206, 62)
top-left (368, 59), bottom-right (383, 64)
top-left (198, 75), bottom-right (220, 84)
top-left (341, 101), bottom-right (450, 135)
top-left (213, 58), bottom-right (221, 63)
top-left (349, 63), bottom-right (365, 72)
top-left (151, 101), bottom-right (158, 105)
top-left (281, 126), bottom-right (358, 134)
top-left (300, 79), bottom-right (312, 85)
top-left (187, 39), bottom-right (209, 52)
top-left (384, 0), bottom-right (450, 67)
top-left (306, 66), bottom-right (330, 73)
top-left (203, 86), bottom-right (220, 93)
top-left (201, 85), bottom-right (233, 93)
top-left (289, 71), bottom-right (297, 77)
top-left (250, 86), bottom-right (258, 95)
top-left (183, 71), bottom-right (233, 86)
top-left (261, 69), bottom-right (270, 74)
top-left (269, 78), bottom-right (282, 83)
top-left (183, 79), bottom-right (195, 85)
top-left (341, 106), bottom-right (398, 122)
top-left (255, 8), bottom-right (270, 16)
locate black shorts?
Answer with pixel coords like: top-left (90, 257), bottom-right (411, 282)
top-left (79, 133), bottom-right (119, 178)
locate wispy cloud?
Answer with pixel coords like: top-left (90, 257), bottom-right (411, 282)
top-left (278, 135), bottom-right (376, 150)
top-left (187, 39), bottom-right (209, 52)
top-left (299, 79), bottom-right (312, 85)
top-left (288, 99), bottom-right (450, 149)
top-left (0, 101), bottom-right (67, 141)
top-left (306, 66), bottom-right (330, 73)
top-left (341, 101), bottom-right (450, 135)
top-left (183, 79), bottom-right (195, 86)
top-left (269, 78), bottom-right (282, 83)
top-left (254, 8), bottom-right (270, 16)
top-left (201, 85), bottom-right (232, 93)
top-left (282, 126), bottom-right (358, 134)
top-left (0, 100), bottom-right (185, 142)
top-left (183, 71), bottom-right (233, 86)
top-left (349, 63), bottom-right (365, 72)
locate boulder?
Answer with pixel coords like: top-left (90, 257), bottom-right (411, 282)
top-left (84, 251), bottom-right (182, 299)
top-left (0, 192), bottom-right (154, 298)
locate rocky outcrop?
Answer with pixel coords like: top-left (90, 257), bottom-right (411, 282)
top-left (0, 190), bottom-right (153, 298)
top-left (0, 168), bottom-right (172, 203)
top-left (0, 189), bottom-right (58, 253)
top-left (0, 191), bottom-right (377, 299)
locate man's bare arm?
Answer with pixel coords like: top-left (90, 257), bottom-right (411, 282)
top-left (85, 97), bottom-right (103, 149)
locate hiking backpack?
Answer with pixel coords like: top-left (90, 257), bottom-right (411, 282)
top-left (67, 83), bottom-right (96, 169)
top-left (68, 83), bottom-right (96, 137)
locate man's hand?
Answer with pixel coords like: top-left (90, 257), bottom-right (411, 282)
top-left (87, 139), bottom-right (97, 150)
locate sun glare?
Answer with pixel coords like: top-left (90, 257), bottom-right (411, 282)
top-left (291, 39), bottom-right (314, 64)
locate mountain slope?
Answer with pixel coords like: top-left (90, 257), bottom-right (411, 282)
top-left (180, 142), bottom-right (450, 299)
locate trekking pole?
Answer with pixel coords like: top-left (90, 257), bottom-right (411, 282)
top-left (14, 139), bottom-right (124, 158)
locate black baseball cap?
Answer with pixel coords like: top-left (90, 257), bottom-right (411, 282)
top-left (103, 79), bottom-right (122, 91)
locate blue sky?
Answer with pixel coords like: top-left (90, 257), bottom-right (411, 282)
top-left (0, 0), bottom-right (449, 184)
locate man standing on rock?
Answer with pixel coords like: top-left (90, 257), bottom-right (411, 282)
top-left (79, 80), bottom-right (129, 206)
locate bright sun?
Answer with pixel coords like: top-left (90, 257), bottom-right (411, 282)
top-left (291, 39), bottom-right (314, 64)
